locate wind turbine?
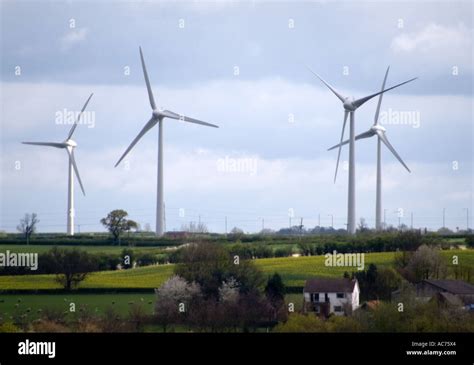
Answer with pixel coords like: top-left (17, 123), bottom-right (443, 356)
top-left (115, 47), bottom-right (218, 237)
top-left (307, 66), bottom-right (416, 234)
top-left (22, 93), bottom-right (93, 236)
top-left (328, 67), bottom-right (411, 231)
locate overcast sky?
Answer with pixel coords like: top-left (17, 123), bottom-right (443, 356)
top-left (0, 0), bottom-right (472, 233)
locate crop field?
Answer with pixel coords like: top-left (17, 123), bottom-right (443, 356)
top-left (0, 249), bottom-right (472, 290)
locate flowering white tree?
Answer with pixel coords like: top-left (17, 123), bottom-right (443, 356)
top-left (154, 275), bottom-right (201, 331)
top-left (218, 277), bottom-right (240, 303)
top-left (155, 275), bottom-right (201, 303)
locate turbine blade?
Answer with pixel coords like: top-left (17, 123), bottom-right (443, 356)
top-left (22, 142), bottom-right (66, 148)
top-left (377, 131), bottom-right (411, 173)
top-left (355, 129), bottom-right (377, 141)
top-left (305, 65), bottom-right (346, 103)
top-left (67, 93), bottom-right (94, 140)
top-left (334, 110), bottom-right (349, 182)
top-left (353, 77), bottom-right (417, 109)
top-left (162, 110), bottom-right (219, 128)
top-left (68, 149), bottom-right (86, 195)
top-left (374, 66), bottom-right (390, 126)
top-left (139, 47), bottom-right (156, 110)
top-left (114, 117), bottom-right (157, 167)
top-left (327, 129), bottom-right (375, 151)
top-left (328, 138), bottom-right (349, 151)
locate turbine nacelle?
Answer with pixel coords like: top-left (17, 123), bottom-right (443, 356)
top-left (343, 97), bottom-right (357, 111)
top-left (64, 139), bottom-right (77, 148)
top-left (152, 109), bottom-right (164, 120)
top-left (371, 125), bottom-right (386, 133)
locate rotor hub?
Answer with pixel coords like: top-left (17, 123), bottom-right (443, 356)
top-left (65, 139), bottom-right (77, 147)
top-left (152, 109), bottom-right (163, 119)
top-left (343, 97), bottom-right (356, 111)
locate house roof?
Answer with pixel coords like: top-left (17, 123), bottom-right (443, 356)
top-left (304, 278), bottom-right (357, 293)
top-left (423, 280), bottom-right (474, 295)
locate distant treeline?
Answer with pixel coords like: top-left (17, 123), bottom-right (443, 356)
top-left (1, 232), bottom-right (472, 276)
top-left (0, 230), bottom-right (471, 248)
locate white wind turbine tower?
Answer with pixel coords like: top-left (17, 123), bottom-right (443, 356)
top-left (22, 93), bottom-right (93, 236)
top-left (307, 66), bottom-right (416, 234)
top-left (115, 47), bottom-right (219, 237)
top-left (328, 67), bottom-right (411, 231)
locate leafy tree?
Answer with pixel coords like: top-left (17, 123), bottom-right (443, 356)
top-left (406, 244), bottom-right (447, 281)
top-left (265, 273), bottom-right (285, 304)
top-left (16, 213), bottom-right (39, 245)
top-left (230, 227), bottom-right (244, 234)
top-left (265, 273), bottom-right (286, 321)
top-left (175, 242), bottom-right (264, 300)
top-left (466, 235), bottom-right (474, 248)
top-left (42, 247), bottom-right (97, 290)
top-left (100, 209), bottom-right (137, 244)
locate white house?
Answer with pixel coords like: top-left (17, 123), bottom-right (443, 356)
top-left (303, 278), bottom-right (360, 316)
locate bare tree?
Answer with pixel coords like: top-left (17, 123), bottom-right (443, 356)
top-left (180, 221), bottom-right (208, 233)
top-left (17, 213), bottom-right (39, 245)
top-left (357, 217), bottom-right (369, 233)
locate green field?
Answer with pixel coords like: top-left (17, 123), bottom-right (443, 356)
top-left (0, 250), bottom-right (472, 290)
top-left (0, 244), bottom-right (167, 255)
top-left (0, 250), bottom-right (472, 324)
top-left (0, 293), bottom-right (156, 321)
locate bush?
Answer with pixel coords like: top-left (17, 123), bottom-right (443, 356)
top-left (136, 253), bottom-right (158, 267)
top-left (274, 247), bottom-right (293, 257)
top-left (466, 235), bottom-right (474, 248)
top-left (96, 254), bottom-right (120, 271)
top-left (0, 321), bottom-right (20, 333)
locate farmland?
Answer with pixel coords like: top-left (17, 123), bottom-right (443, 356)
top-left (0, 293), bottom-right (156, 321)
top-left (0, 249), bottom-right (472, 290)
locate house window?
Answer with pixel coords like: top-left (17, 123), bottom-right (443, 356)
top-left (334, 306), bottom-right (342, 312)
top-left (337, 293), bottom-right (345, 298)
top-left (310, 293), bottom-right (319, 302)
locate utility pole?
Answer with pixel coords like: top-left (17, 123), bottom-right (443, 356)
top-left (328, 214), bottom-right (334, 228)
top-left (383, 209), bottom-right (387, 230)
top-left (318, 213), bottom-right (321, 227)
top-left (262, 218), bottom-right (265, 231)
top-left (289, 217), bottom-right (292, 228)
top-left (410, 212), bottom-right (413, 230)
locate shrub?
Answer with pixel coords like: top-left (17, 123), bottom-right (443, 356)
top-left (274, 247), bottom-right (293, 257)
